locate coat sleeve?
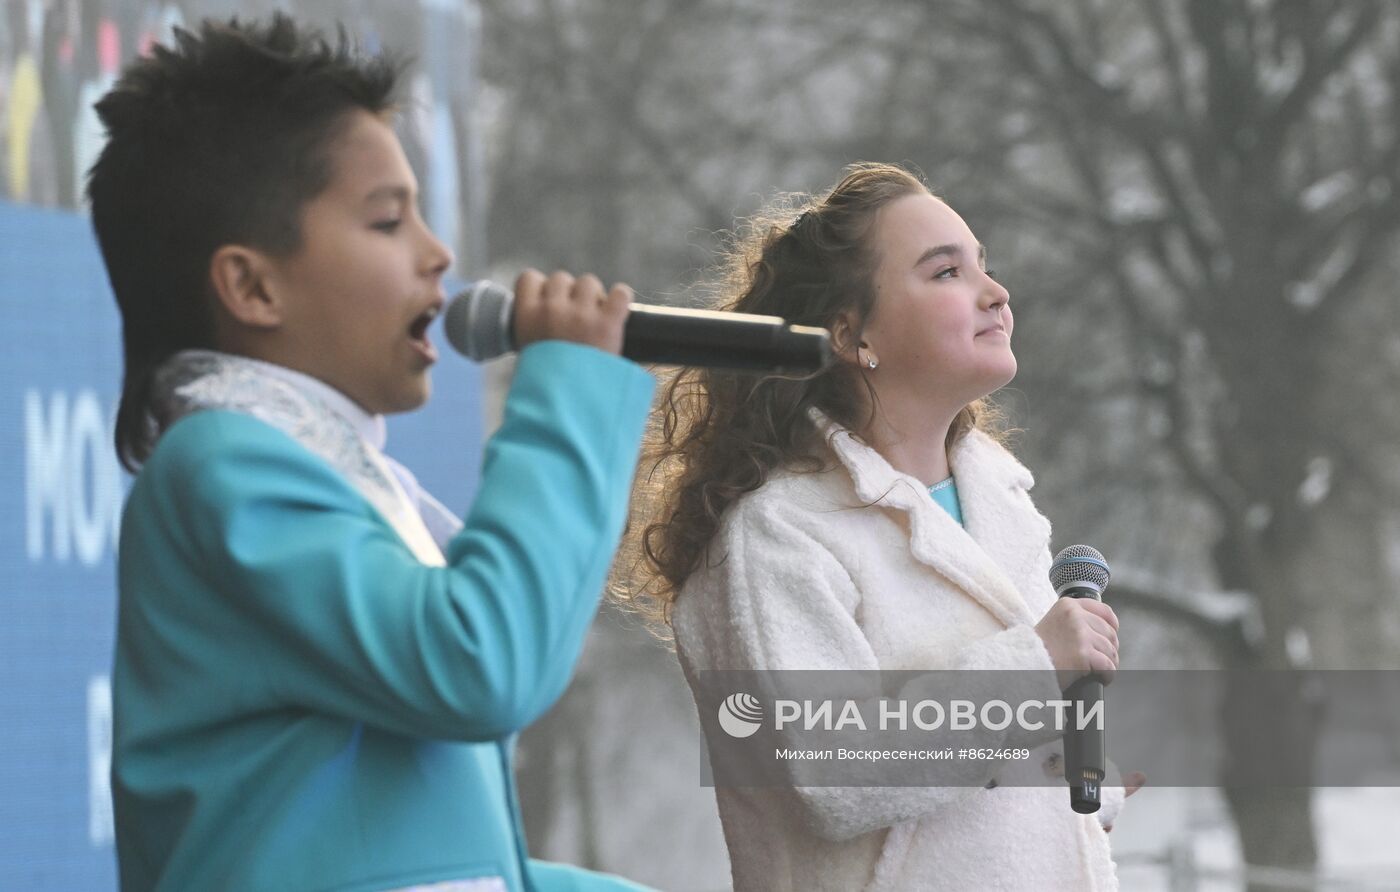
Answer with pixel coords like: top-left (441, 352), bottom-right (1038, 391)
top-left (676, 500), bottom-right (1067, 842)
top-left (137, 341), bottom-right (654, 742)
top-left (1096, 760), bottom-right (1128, 828)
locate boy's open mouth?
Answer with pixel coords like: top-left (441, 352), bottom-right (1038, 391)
top-left (408, 306), bottom-right (439, 344)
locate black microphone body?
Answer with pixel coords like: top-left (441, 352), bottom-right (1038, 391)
top-left (1063, 661), bottom-right (1105, 815)
top-left (1049, 545), bottom-right (1111, 815)
top-left (444, 280), bottom-right (832, 373)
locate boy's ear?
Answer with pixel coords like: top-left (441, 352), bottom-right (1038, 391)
top-left (208, 245), bottom-right (283, 330)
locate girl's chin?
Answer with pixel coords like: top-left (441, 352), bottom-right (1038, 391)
top-left (980, 361), bottom-right (1018, 395)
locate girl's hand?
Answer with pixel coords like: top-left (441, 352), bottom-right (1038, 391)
top-left (1034, 597), bottom-right (1119, 689)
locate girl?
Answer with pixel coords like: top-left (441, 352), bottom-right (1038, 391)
top-left (625, 164), bottom-right (1129, 891)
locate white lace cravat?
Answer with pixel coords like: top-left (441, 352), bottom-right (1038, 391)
top-left (150, 350), bottom-right (447, 566)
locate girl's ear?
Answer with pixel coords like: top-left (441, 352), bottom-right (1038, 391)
top-left (208, 245), bottom-right (283, 330)
top-left (830, 311), bottom-right (864, 367)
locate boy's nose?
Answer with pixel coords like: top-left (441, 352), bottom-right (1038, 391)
top-left (423, 231), bottom-right (454, 278)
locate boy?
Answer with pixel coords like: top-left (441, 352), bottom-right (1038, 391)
top-left (89, 15), bottom-right (654, 892)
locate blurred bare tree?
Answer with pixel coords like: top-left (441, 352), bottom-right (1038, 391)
top-left (928, 2), bottom-right (1400, 886)
top-left (477, 1), bottom-right (1400, 888)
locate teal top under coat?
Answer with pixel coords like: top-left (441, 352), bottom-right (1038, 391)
top-left (928, 476), bottom-right (964, 527)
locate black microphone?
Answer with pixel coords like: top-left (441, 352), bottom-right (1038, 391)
top-left (443, 280), bottom-right (832, 373)
top-left (1049, 544), bottom-right (1111, 815)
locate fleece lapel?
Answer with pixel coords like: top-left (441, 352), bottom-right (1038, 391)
top-left (811, 410), bottom-right (1040, 628)
top-left (948, 429), bottom-right (1053, 614)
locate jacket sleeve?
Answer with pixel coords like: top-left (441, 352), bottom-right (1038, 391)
top-left (142, 341), bottom-right (654, 742)
top-left (677, 501), bottom-right (1066, 842)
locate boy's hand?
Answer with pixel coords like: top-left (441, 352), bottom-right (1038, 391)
top-left (512, 268), bottom-right (632, 355)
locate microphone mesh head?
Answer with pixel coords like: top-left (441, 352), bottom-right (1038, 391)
top-left (444, 280), bottom-right (514, 361)
top-left (1049, 544), bottom-right (1111, 594)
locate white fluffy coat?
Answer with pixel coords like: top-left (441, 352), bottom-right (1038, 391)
top-left (673, 412), bottom-right (1123, 892)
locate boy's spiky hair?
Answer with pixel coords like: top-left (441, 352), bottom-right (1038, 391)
top-left (88, 14), bottom-right (404, 470)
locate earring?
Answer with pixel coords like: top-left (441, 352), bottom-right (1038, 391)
top-left (858, 343), bottom-right (879, 370)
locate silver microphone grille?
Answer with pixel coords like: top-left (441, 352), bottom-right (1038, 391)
top-left (1049, 544), bottom-right (1111, 595)
top-left (444, 280), bottom-right (515, 362)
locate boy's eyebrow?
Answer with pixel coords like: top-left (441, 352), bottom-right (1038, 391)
top-left (363, 184), bottom-right (414, 204)
top-left (913, 243), bottom-right (987, 268)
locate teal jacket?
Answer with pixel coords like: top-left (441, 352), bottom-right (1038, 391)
top-left (112, 343), bottom-right (655, 892)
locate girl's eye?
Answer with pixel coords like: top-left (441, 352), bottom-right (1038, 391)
top-left (372, 220), bottom-right (402, 233)
top-left (985, 268), bottom-right (998, 280)
top-left (934, 266), bottom-right (958, 279)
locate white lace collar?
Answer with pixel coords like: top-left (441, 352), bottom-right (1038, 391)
top-left (237, 353), bottom-right (389, 452)
top-left (150, 349), bottom-right (446, 566)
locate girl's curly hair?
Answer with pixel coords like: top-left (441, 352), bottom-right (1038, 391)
top-left (614, 163), bottom-right (1002, 634)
